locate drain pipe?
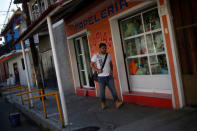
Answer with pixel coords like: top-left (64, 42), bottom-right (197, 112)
top-left (47, 16), bottom-right (69, 126)
top-left (20, 41), bottom-right (33, 107)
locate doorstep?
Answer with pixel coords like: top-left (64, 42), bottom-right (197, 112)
top-left (123, 91), bottom-right (173, 109)
top-left (75, 88), bottom-right (96, 97)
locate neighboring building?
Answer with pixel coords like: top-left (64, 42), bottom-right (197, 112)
top-left (0, 9), bottom-right (34, 87)
top-left (14, 0), bottom-right (74, 90)
top-left (12, 0), bottom-right (197, 109)
top-left (23, 0), bottom-right (61, 89)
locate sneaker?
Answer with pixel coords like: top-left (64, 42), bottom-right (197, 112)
top-left (101, 102), bottom-right (106, 110)
top-left (115, 101), bottom-right (123, 109)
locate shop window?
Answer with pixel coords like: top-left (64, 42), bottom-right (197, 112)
top-left (146, 34), bottom-right (154, 53)
top-left (143, 8), bottom-right (161, 31)
top-left (128, 57), bottom-right (150, 75)
top-left (149, 54), bottom-right (168, 74)
top-left (153, 31), bottom-right (164, 53)
top-left (121, 15), bottom-right (143, 37)
top-left (146, 31), bottom-right (164, 53)
top-left (124, 36), bottom-right (146, 56)
top-left (120, 7), bottom-right (168, 75)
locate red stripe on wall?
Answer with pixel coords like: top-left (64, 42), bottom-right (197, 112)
top-left (162, 15), bottom-right (180, 108)
top-left (123, 92), bottom-right (173, 109)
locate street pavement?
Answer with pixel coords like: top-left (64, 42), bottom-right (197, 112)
top-left (64, 94), bottom-right (197, 131)
top-left (1, 86), bottom-right (197, 131)
top-left (0, 97), bottom-right (41, 131)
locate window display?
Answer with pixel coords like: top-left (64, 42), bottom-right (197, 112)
top-left (121, 15), bottom-right (143, 38)
top-left (124, 36), bottom-right (146, 56)
top-left (127, 57), bottom-right (150, 75)
top-left (149, 54), bottom-right (168, 74)
top-left (146, 34), bottom-right (155, 53)
top-left (153, 31), bottom-right (164, 53)
top-left (143, 8), bottom-right (161, 32)
top-left (146, 31), bottom-right (164, 53)
top-left (120, 8), bottom-right (168, 75)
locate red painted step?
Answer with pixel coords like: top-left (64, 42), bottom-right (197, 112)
top-left (76, 88), bottom-right (96, 97)
top-left (123, 91), bottom-right (173, 109)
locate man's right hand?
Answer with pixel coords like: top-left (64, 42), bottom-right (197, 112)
top-left (91, 62), bottom-right (102, 73)
top-left (98, 69), bottom-right (103, 73)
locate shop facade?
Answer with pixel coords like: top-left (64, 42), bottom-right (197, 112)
top-left (64, 0), bottom-right (184, 109)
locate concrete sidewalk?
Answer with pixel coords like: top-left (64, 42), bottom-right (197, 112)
top-left (1, 85), bottom-right (197, 131)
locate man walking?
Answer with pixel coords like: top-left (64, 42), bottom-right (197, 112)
top-left (91, 43), bottom-right (123, 109)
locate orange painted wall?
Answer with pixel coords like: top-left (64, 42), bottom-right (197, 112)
top-left (64, 0), bottom-right (142, 100)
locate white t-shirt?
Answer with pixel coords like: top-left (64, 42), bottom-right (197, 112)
top-left (91, 53), bottom-right (112, 77)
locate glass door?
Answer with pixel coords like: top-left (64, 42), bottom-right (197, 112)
top-left (74, 35), bottom-right (94, 88)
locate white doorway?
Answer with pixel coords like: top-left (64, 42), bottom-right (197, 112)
top-left (74, 35), bottom-right (94, 88)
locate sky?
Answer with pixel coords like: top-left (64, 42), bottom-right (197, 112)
top-left (0, 0), bottom-right (21, 44)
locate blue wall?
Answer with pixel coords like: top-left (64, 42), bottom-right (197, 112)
top-left (15, 43), bottom-right (21, 50)
top-left (4, 14), bottom-right (22, 50)
top-left (7, 34), bottom-right (12, 41)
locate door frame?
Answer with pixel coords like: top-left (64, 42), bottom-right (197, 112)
top-left (74, 36), bottom-right (92, 88)
top-left (67, 30), bottom-right (96, 92)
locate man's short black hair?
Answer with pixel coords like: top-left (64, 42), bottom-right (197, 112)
top-left (99, 43), bottom-right (107, 48)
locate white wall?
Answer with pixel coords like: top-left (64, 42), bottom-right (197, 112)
top-left (8, 52), bottom-right (34, 87)
top-left (53, 21), bottom-right (74, 93)
top-left (0, 37), bottom-right (4, 45)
